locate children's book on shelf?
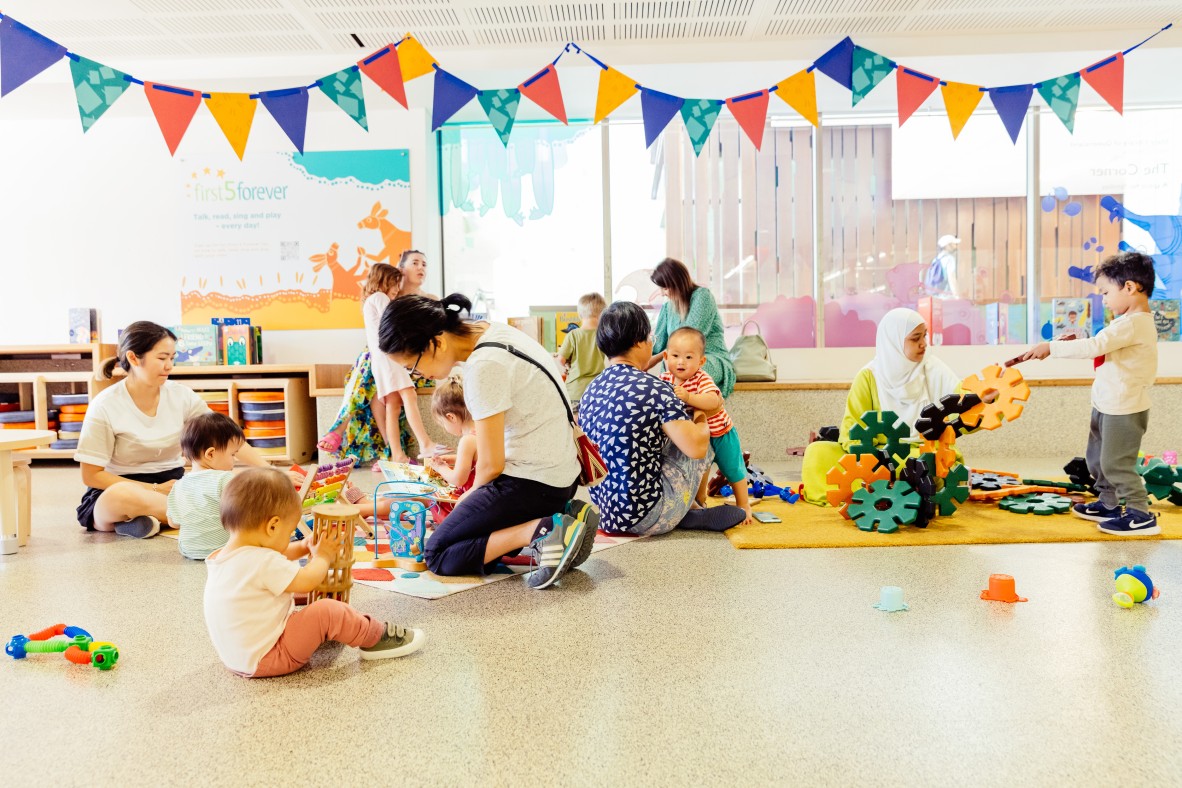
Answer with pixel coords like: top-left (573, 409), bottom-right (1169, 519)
top-left (1150, 299), bottom-right (1180, 341)
top-left (171, 325), bottom-right (220, 365)
top-left (555, 311), bottom-right (581, 349)
top-left (1050, 298), bottom-right (1091, 339)
top-left (68, 308), bottom-right (100, 344)
top-left (211, 317), bottom-right (253, 365)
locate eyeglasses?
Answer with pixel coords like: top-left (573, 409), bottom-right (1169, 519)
top-left (406, 351), bottom-right (424, 380)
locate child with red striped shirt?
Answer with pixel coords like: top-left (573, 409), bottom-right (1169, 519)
top-left (661, 327), bottom-right (753, 524)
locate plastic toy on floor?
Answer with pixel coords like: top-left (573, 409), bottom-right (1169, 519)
top-left (1113, 565), bottom-right (1160, 608)
top-left (970, 470), bottom-right (1021, 491)
top-left (960, 365), bottom-right (1031, 430)
top-left (825, 453), bottom-right (892, 518)
top-left (873, 586), bottom-right (909, 612)
top-left (1136, 457), bottom-right (1182, 504)
top-left (5, 624), bottom-right (119, 670)
top-left (847, 410), bottom-right (911, 466)
top-left (998, 492), bottom-right (1072, 515)
top-left (914, 393), bottom-right (980, 441)
top-left (1063, 457), bottom-right (1096, 492)
top-left (848, 479), bottom-right (919, 534)
top-left (368, 480), bottom-right (432, 572)
top-left (980, 574), bottom-right (1027, 603)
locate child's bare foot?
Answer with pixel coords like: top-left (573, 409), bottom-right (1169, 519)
top-left (741, 505), bottom-right (754, 525)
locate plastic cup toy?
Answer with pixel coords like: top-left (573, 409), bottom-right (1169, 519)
top-left (873, 586), bottom-right (909, 612)
top-left (980, 573), bottom-right (1027, 603)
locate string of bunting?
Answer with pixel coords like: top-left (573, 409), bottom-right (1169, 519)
top-left (0, 12), bottom-right (1171, 160)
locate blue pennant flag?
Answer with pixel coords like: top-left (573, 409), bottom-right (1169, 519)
top-left (641, 89), bottom-right (684, 148)
top-left (260, 87), bottom-right (309, 153)
top-left (988, 84), bottom-right (1034, 144)
top-left (814, 37), bottom-right (855, 90)
top-left (432, 68), bottom-right (479, 131)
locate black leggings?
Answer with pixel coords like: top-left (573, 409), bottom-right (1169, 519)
top-left (426, 473), bottom-right (578, 576)
top-left (76, 467), bottom-right (184, 531)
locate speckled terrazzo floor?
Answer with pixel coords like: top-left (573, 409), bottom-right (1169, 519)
top-left (4, 462), bottom-right (1182, 787)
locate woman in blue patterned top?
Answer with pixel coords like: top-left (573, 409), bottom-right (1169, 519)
top-left (579, 301), bottom-right (746, 536)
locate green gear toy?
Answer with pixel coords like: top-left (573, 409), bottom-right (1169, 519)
top-left (847, 410), bottom-right (911, 466)
top-left (998, 492), bottom-right (1072, 515)
top-left (1137, 459), bottom-right (1179, 503)
top-left (847, 479), bottom-right (920, 534)
top-left (931, 462), bottom-right (970, 516)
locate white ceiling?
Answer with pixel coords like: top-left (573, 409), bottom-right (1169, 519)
top-left (2, 0), bottom-right (1176, 60)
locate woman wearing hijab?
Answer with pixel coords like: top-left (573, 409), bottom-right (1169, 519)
top-left (801, 308), bottom-right (962, 505)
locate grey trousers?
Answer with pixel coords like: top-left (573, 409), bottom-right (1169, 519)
top-left (1086, 408), bottom-right (1150, 511)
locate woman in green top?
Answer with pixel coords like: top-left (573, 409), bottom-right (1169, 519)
top-left (646, 258), bottom-right (736, 398)
top-left (801, 308), bottom-right (964, 504)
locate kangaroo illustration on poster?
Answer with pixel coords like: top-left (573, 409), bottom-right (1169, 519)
top-left (357, 201), bottom-right (412, 266)
top-left (309, 242), bottom-right (368, 301)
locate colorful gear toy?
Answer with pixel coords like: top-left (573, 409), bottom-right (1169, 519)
top-left (1063, 457), bottom-right (1096, 491)
top-left (847, 410), bottom-right (911, 465)
top-left (825, 453), bottom-right (892, 519)
top-left (847, 479), bottom-right (920, 534)
top-left (919, 425), bottom-right (958, 479)
top-left (998, 492), bottom-right (1072, 515)
top-left (899, 456), bottom-right (938, 528)
top-left (914, 393), bottom-right (981, 441)
top-left (931, 462), bottom-right (970, 516)
top-left (1137, 458), bottom-right (1179, 503)
top-left (959, 365), bottom-right (1031, 430)
top-left (970, 471), bottom-right (1021, 491)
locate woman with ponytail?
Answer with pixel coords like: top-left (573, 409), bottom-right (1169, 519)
top-left (75, 321), bottom-right (269, 538)
top-left (378, 294), bottom-right (597, 590)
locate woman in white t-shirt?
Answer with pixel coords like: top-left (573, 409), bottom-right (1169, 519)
top-left (75, 321), bottom-right (269, 538)
top-left (377, 293), bottom-right (597, 590)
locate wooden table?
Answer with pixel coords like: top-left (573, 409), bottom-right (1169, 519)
top-left (0, 430), bottom-right (54, 554)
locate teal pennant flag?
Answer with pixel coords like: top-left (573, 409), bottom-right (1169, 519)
top-left (680, 99), bottom-right (721, 156)
top-left (70, 56), bottom-right (131, 132)
top-left (318, 66), bottom-right (368, 130)
top-left (1038, 72), bottom-right (1081, 132)
top-left (851, 46), bottom-right (894, 105)
top-left (478, 88), bottom-right (521, 146)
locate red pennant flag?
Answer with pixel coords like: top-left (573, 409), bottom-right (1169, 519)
top-left (1082, 53), bottom-right (1124, 115)
top-left (519, 65), bottom-right (567, 124)
top-left (144, 82), bottom-right (202, 156)
top-left (896, 67), bottom-right (940, 126)
top-left (726, 90), bottom-right (770, 150)
top-left (358, 45), bottom-right (408, 110)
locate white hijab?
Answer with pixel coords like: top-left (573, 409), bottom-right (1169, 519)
top-left (865, 308), bottom-right (961, 432)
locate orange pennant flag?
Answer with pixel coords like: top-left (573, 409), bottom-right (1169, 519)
top-left (144, 82), bottom-right (201, 156)
top-left (773, 69), bottom-right (818, 127)
top-left (1081, 52), bottom-right (1124, 115)
top-left (519, 64), bottom-right (567, 124)
top-left (940, 81), bottom-right (984, 140)
top-left (594, 67), bottom-right (638, 124)
top-left (397, 35), bottom-right (436, 82)
top-left (726, 90), bottom-right (770, 150)
top-left (204, 92), bottom-right (257, 160)
top-left (358, 44), bottom-right (408, 109)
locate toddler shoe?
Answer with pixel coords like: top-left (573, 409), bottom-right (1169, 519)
top-left (1097, 508), bottom-right (1161, 536)
top-left (526, 513), bottom-right (586, 590)
top-left (1071, 501), bottom-right (1121, 522)
top-left (115, 515), bottom-right (161, 539)
top-left (361, 622), bottom-right (426, 660)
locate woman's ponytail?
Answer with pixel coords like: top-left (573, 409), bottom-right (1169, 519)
top-left (379, 293), bottom-right (478, 357)
top-left (102, 321), bottom-right (176, 379)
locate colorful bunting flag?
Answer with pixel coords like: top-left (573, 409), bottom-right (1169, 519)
top-left (358, 45), bottom-right (408, 109)
top-left (318, 66), bottom-right (367, 130)
top-left (519, 65), bottom-right (567, 124)
top-left (144, 82), bottom-right (201, 156)
top-left (431, 68), bottom-right (479, 130)
top-left (641, 89), bottom-right (685, 148)
top-left (989, 84), bottom-right (1034, 144)
top-left (594, 67), bottom-right (638, 124)
top-left (726, 90), bottom-right (770, 150)
top-left (1082, 53), bottom-right (1124, 115)
top-left (204, 92), bottom-right (257, 161)
top-left (850, 46), bottom-right (894, 105)
top-left (1037, 72), bottom-right (1081, 132)
top-left (896, 67), bottom-right (939, 126)
top-left (69, 56), bottom-right (130, 132)
top-left (773, 70), bottom-right (818, 126)
top-left (398, 35), bottom-right (436, 82)
top-left (259, 87), bottom-right (309, 153)
top-left (0, 17), bottom-right (67, 96)
top-left (680, 99), bottom-right (721, 156)
top-left (478, 89), bottom-right (521, 146)
top-left (815, 36), bottom-right (855, 90)
top-left (941, 81), bottom-right (984, 140)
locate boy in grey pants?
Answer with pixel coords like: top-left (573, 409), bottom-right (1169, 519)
top-left (1020, 251), bottom-right (1160, 535)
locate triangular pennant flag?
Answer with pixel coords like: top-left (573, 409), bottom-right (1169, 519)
top-left (1082, 53), bottom-right (1124, 115)
top-left (144, 82), bottom-right (201, 156)
top-left (1037, 72), bottom-right (1081, 132)
top-left (431, 68), bottom-right (479, 130)
top-left (680, 99), bottom-right (721, 156)
top-left (941, 81), bottom-right (984, 140)
top-left (69, 56), bottom-right (130, 132)
top-left (726, 90), bottom-right (770, 150)
top-left (204, 92), bottom-right (257, 161)
top-left (896, 67), bottom-right (939, 126)
top-left (640, 89), bottom-right (685, 148)
top-left (358, 45), bottom-right (408, 109)
top-left (519, 65), bottom-right (567, 124)
top-left (773, 69), bottom-right (818, 126)
top-left (814, 36), bottom-right (855, 90)
top-left (317, 66), bottom-right (367, 130)
top-left (259, 87), bottom-right (309, 153)
top-left (478, 88), bottom-right (521, 146)
top-left (397, 35), bottom-right (436, 82)
top-left (850, 46), bottom-right (894, 105)
top-left (594, 67), bottom-right (638, 124)
top-left (0, 17), bottom-right (67, 96)
top-left (988, 84), bottom-right (1034, 144)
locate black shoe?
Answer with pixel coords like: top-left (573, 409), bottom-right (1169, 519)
top-left (1098, 508), bottom-right (1161, 536)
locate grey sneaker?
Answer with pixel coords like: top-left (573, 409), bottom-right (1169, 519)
top-left (115, 515), bottom-right (160, 539)
top-left (566, 499), bottom-right (601, 569)
top-left (360, 622), bottom-right (426, 661)
top-left (526, 513), bottom-right (585, 590)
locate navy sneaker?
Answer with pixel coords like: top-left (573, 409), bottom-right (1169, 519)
top-left (1098, 508), bottom-right (1161, 536)
top-left (1072, 501), bottom-right (1121, 523)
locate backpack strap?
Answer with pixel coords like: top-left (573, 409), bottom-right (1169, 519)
top-left (476, 341), bottom-right (575, 426)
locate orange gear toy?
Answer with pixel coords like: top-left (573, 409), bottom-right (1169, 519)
top-left (959, 364), bottom-right (1030, 430)
top-left (918, 426), bottom-right (957, 479)
top-left (826, 453), bottom-right (891, 519)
